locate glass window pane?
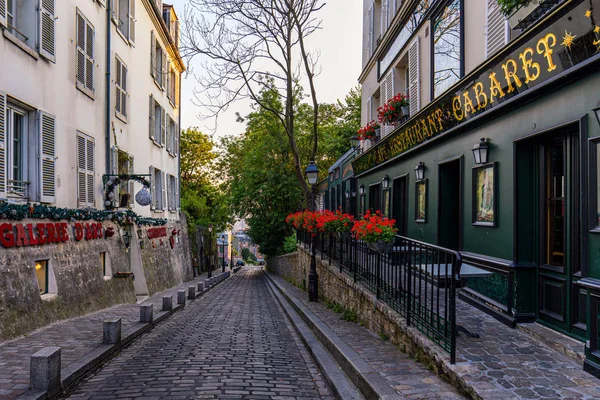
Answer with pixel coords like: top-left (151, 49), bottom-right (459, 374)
top-left (433, 0), bottom-right (461, 98)
top-left (597, 143), bottom-right (600, 226)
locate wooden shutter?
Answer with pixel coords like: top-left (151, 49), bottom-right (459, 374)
top-left (408, 38), bottom-right (420, 116)
top-left (38, 111), bottom-right (56, 203)
top-left (86, 137), bottom-right (94, 205)
top-left (77, 135), bottom-right (86, 205)
top-left (115, 58), bottom-right (122, 114)
top-left (129, 0), bottom-right (135, 44)
top-left (149, 166), bottom-right (155, 210)
top-left (39, 0), bottom-right (56, 62)
top-left (0, 0), bottom-right (6, 28)
top-left (150, 31), bottom-right (156, 79)
top-left (76, 13), bottom-right (86, 87)
top-left (128, 155), bottom-right (134, 206)
top-left (486, 0), bottom-right (509, 58)
top-left (149, 94), bottom-right (155, 140)
top-left (160, 107), bottom-right (166, 146)
top-left (0, 91), bottom-right (6, 199)
top-left (86, 22), bottom-right (94, 91)
top-left (161, 171), bottom-right (167, 211)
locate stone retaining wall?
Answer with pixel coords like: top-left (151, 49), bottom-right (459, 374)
top-left (0, 216), bottom-right (193, 341)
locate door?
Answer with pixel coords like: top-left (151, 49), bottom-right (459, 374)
top-left (438, 159), bottom-right (462, 250)
top-left (392, 176), bottom-right (408, 236)
top-left (369, 184), bottom-right (381, 213)
top-left (537, 133), bottom-right (584, 338)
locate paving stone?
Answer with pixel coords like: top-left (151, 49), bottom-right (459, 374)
top-left (62, 268), bottom-right (329, 399)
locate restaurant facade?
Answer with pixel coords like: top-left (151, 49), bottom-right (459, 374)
top-left (324, 0), bottom-right (600, 376)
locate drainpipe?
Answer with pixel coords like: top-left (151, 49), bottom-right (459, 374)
top-left (105, 1), bottom-right (112, 191)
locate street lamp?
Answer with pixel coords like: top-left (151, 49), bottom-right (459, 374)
top-left (305, 159), bottom-right (319, 302)
top-left (350, 135), bottom-right (360, 150)
top-left (208, 224), bottom-right (213, 278)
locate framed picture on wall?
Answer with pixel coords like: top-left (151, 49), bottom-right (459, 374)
top-left (590, 137), bottom-right (600, 232)
top-left (415, 180), bottom-right (427, 223)
top-left (383, 189), bottom-right (391, 218)
top-left (472, 163), bottom-right (497, 227)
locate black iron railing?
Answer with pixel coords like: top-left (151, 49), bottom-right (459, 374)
top-left (298, 231), bottom-right (462, 363)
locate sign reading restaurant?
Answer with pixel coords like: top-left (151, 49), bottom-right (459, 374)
top-left (353, 0), bottom-right (600, 175)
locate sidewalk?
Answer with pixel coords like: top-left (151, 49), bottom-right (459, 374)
top-left (267, 273), bottom-right (466, 399)
top-left (0, 269), bottom-right (231, 400)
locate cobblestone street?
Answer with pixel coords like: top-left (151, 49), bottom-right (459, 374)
top-left (63, 268), bottom-right (329, 400)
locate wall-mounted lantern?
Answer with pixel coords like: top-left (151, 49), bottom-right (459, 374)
top-left (382, 175), bottom-right (390, 189)
top-left (415, 162), bottom-right (426, 181)
top-left (593, 105), bottom-right (600, 127)
top-left (472, 138), bottom-right (489, 165)
top-left (359, 184), bottom-right (365, 195)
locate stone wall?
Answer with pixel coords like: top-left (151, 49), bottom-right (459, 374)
top-left (270, 245), bottom-right (465, 389)
top-left (0, 215), bottom-right (193, 341)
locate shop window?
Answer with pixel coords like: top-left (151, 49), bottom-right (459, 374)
top-left (432, 0), bottom-right (462, 98)
top-left (101, 252), bottom-right (112, 280)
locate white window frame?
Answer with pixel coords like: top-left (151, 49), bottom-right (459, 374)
top-left (76, 9), bottom-right (95, 98)
top-left (115, 56), bottom-right (128, 121)
top-left (6, 104), bottom-right (29, 200)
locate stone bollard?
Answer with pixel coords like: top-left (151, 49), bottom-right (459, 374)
top-left (197, 282), bottom-right (204, 293)
top-left (103, 318), bottom-right (122, 345)
top-left (30, 347), bottom-right (61, 398)
top-left (177, 290), bottom-right (186, 305)
top-left (140, 304), bottom-right (154, 324)
top-left (188, 286), bottom-right (196, 299)
top-left (162, 295), bottom-right (173, 311)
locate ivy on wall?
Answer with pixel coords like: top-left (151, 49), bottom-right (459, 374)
top-left (0, 202), bottom-right (167, 227)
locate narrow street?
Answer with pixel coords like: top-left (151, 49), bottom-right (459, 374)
top-left (63, 268), bottom-right (330, 400)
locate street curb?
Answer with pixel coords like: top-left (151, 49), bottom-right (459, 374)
top-left (17, 271), bottom-right (232, 400)
top-left (264, 271), bottom-right (404, 400)
top-left (263, 272), bottom-right (364, 400)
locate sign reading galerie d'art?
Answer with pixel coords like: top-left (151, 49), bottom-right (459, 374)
top-left (0, 222), bottom-right (106, 248)
top-left (353, 0), bottom-right (600, 175)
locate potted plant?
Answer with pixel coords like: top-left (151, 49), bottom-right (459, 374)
top-left (351, 210), bottom-right (398, 253)
top-left (378, 93), bottom-right (409, 126)
top-left (318, 209), bottom-right (355, 240)
top-left (357, 121), bottom-right (381, 141)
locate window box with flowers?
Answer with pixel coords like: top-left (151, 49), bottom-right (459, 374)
top-left (357, 121), bottom-right (381, 142)
top-left (378, 93), bottom-right (409, 126)
top-left (351, 210), bottom-right (398, 253)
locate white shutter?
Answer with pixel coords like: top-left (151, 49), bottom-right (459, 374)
top-left (366, 4), bottom-right (373, 58)
top-left (121, 63), bottom-right (127, 116)
top-left (175, 176), bottom-right (179, 210)
top-left (0, 0), bottom-right (6, 28)
top-left (149, 166), bottom-right (156, 210)
top-left (129, 0), bottom-right (135, 45)
top-left (76, 13), bottom-right (86, 87)
top-left (366, 97), bottom-right (372, 123)
top-left (149, 94), bottom-right (155, 140)
top-left (166, 114), bottom-right (172, 152)
top-left (38, 111), bottom-right (56, 203)
top-left (115, 58), bottom-right (122, 114)
top-left (128, 155), bottom-right (134, 207)
top-left (39, 0), bottom-right (56, 62)
top-left (150, 31), bottom-right (156, 79)
top-left (86, 23), bottom-right (95, 91)
top-left (380, 0), bottom-right (387, 37)
top-left (0, 91), bottom-right (6, 199)
top-left (161, 171), bottom-right (167, 211)
top-left (161, 107), bottom-right (166, 146)
top-left (86, 138), bottom-right (95, 205)
top-left (174, 122), bottom-right (179, 156)
top-left (485, 0), bottom-right (509, 58)
top-left (77, 135), bottom-right (87, 205)
top-left (408, 38), bottom-right (420, 116)
top-left (161, 53), bottom-right (167, 91)
top-left (166, 173), bottom-right (171, 211)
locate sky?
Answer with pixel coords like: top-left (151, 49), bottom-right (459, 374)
top-left (169, 0), bottom-right (363, 139)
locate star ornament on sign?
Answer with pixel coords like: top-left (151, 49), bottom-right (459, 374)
top-left (561, 30), bottom-right (576, 49)
top-left (595, 25), bottom-right (600, 34)
top-left (585, 9), bottom-right (592, 18)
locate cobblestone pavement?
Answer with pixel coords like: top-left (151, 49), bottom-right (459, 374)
top-left (269, 273), bottom-right (466, 399)
top-left (0, 272), bottom-right (214, 400)
top-left (63, 268), bottom-right (330, 400)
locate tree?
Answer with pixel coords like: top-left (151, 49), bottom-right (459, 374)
top-left (182, 0), bottom-right (324, 199)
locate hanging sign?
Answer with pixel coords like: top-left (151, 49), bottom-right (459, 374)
top-left (353, 0), bottom-right (600, 175)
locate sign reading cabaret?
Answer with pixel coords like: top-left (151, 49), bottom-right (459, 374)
top-left (353, 0), bottom-right (600, 174)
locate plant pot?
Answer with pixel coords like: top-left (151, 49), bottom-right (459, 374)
top-left (367, 241), bottom-right (394, 254)
top-left (507, 0), bottom-right (541, 28)
top-left (401, 106), bottom-right (409, 116)
top-left (336, 231), bottom-right (351, 241)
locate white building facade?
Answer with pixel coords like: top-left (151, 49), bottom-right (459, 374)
top-left (0, 0), bottom-right (184, 219)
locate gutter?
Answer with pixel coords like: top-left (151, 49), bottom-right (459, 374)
top-left (105, 2), bottom-right (112, 183)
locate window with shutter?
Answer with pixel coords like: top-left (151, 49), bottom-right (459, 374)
top-left (38, 111), bottom-right (56, 203)
top-left (166, 173), bottom-right (171, 211)
top-left (149, 166), bottom-right (156, 210)
top-left (380, 71), bottom-right (394, 136)
top-left (129, 0), bottom-right (135, 44)
top-left (0, 0), bottom-right (6, 28)
top-left (0, 91), bottom-right (6, 199)
top-left (161, 171), bottom-right (167, 211)
top-left (161, 53), bottom-right (167, 91)
top-left (485, 0), bottom-right (509, 58)
top-left (150, 31), bottom-right (156, 79)
top-left (160, 108), bottom-right (166, 146)
top-left (115, 56), bottom-right (128, 119)
top-left (76, 10), bottom-right (95, 97)
top-left (408, 38), bottom-right (420, 116)
top-left (174, 122), bottom-right (179, 156)
top-left (39, 0), bottom-right (56, 62)
top-left (166, 114), bottom-right (172, 153)
top-left (366, 97), bottom-right (372, 123)
top-left (77, 133), bottom-right (95, 207)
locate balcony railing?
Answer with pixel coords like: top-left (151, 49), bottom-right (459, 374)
top-left (8, 180), bottom-right (29, 200)
top-left (299, 230), bottom-right (462, 363)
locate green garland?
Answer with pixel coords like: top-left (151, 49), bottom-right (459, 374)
top-left (0, 202), bottom-right (167, 227)
top-left (104, 174), bottom-right (151, 209)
